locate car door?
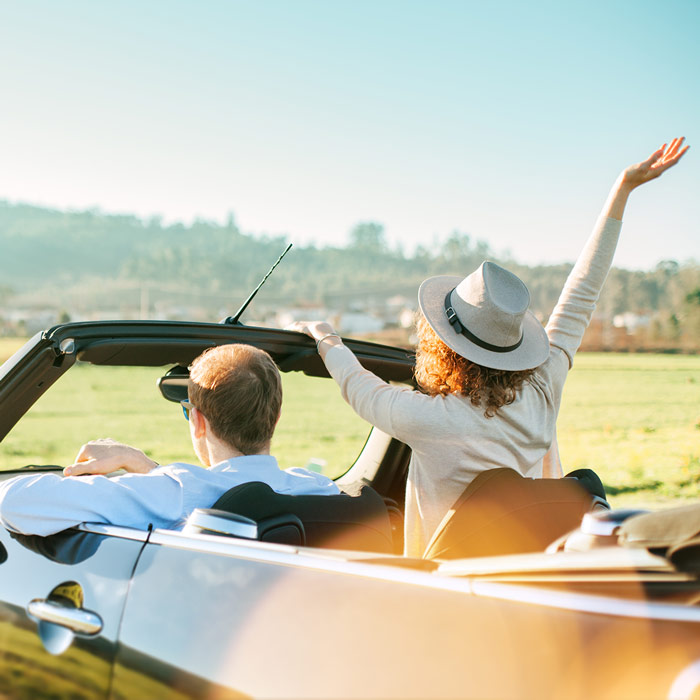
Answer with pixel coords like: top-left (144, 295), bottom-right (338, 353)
top-left (111, 525), bottom-right (700, 700)
top-left (0, 521), bottom-right (147, 700)
top-left (109, 528), bottom-right (541, 700)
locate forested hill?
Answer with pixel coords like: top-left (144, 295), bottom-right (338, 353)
top-left (1, 200), bottom-right (698, 327)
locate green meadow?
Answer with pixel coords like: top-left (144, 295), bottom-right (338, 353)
top-left (556, 353), bottom-right (700, 508)
top-left (1, 338), bottom-right (699, 509)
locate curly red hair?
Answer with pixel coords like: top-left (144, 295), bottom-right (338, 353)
top-left (414, 314), bottom-right (534, 417)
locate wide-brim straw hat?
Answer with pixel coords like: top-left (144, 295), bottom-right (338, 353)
top-left (418, 261), bottom-right (550, 371)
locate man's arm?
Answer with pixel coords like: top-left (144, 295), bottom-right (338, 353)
top-left (0, 467), bottom-right (186, 536)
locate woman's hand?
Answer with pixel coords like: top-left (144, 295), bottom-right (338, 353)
top-left (286, 321), bottom-right (343, 359)
top-left (620, 137), bottom-right (689, 191)
top-left (286, 320), bottom-right (337, 340)
top-left (604, 137), bottom-right (689, 220)
top-left (64, 438), bottom-right (158, 477)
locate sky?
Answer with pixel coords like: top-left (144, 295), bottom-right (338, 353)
top-left (0, 0), bottom-right (697, 270)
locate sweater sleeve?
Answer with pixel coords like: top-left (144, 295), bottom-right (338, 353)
top-left (545, 216), bottom-right (622, 366)
top-left (323, 344), bottom-right (434, 444)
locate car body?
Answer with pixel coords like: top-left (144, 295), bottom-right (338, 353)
top-left (0, 320), bottom-right (699, 699)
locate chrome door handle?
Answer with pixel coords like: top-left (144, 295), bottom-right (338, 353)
top-left (27, 598), bottom-right (103, 635)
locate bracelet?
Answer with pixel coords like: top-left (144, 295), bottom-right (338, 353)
top-left (315, 333), bottom-right (341, 350)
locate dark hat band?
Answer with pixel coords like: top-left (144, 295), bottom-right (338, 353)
top-left (444, 290), bottom-right (524, 354)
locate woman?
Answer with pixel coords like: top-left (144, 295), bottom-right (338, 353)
top-left (288, 138), bottom-right (689, 557)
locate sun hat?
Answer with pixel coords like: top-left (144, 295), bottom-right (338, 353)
top-left (417, 261), bottom-right (550, 371)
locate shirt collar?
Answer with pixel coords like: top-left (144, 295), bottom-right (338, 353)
top-left (210, 454), bottom-right (279, 472)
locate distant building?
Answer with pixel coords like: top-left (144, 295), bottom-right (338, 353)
top-left (275, 307), bottom-right (329, 328)
top-left (613, 312), bottom-right (651, 332)
top-left (336, 311), bottom-right (384, 335)
top-left (398, 307), bottom-right (416, 329)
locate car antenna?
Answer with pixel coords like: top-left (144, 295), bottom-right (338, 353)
top-left (222, 243), bottom-right (293, 325)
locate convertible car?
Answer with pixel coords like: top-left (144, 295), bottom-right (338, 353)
top-left (0, 319), bottom-right (699, 699)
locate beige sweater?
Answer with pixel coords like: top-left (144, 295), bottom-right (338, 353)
top-left (324, 216), bottom-right (623, 556)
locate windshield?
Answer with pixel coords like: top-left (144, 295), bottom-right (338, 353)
top-left (0, 360), bottom-right (372, 479)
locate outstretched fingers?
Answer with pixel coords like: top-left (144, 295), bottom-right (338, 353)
top-left (624, 137), bottom-right (690, 190)
top-left (653, 137), bottom-right (689, 173)
top-left (645, 144), bottom-right (667, 166)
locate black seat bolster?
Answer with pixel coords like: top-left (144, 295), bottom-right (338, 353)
top-left (564, 468), bottom-right (609, 506)
top-left (257, 513), bottom-right (306, 546)
top-left (212, 481), bottom-right (394, 553)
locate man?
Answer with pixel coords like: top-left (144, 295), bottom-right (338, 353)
top-left (0, 344), bottom-right (339, 537)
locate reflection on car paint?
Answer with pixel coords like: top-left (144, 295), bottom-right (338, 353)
top-left (11, 531), bottom-right (105, 565)
top-left (0, 526), bottom-right (145, 700)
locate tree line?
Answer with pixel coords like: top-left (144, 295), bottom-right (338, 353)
top-left (1, 200), bottom-right (698, 350)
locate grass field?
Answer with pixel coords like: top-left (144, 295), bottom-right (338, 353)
top-left (556, 353), bottom-right (700, 508)
top-left (1, 337), bottom-right (699, 508)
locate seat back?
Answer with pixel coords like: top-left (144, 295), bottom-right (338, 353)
top-left (423, 468), bottom-right (601, 560)
top-left (211, 481), bottom-right (394, 553)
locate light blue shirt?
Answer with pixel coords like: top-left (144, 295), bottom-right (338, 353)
top-left (0, 455), bottom-right (340, 537)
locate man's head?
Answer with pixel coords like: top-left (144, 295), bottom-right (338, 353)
top-left (188, 344), bottom-right (282, 457)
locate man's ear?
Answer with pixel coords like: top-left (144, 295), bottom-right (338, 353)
top-left (190, 407), bottom-right (207, 439)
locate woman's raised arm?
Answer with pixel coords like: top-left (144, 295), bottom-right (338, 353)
top-left (546, 137), bottom-right (689, 366)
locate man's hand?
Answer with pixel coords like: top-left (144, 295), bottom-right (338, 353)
top-left (63, 438), bottom-right (158, 477)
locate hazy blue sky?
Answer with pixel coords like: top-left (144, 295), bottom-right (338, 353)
top-left (0, 0), bottom-right (697, 269)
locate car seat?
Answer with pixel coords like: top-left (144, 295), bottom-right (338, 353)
top-left (210, 481), bottom-right (395, 553)
top-left (423, 468), bottom-right (609, 560)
